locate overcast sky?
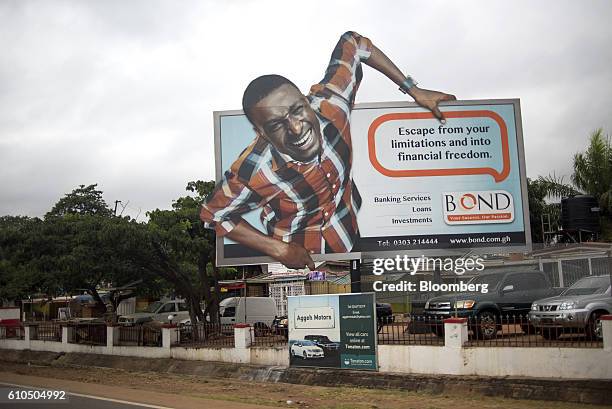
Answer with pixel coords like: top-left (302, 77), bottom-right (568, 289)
top-left (1, 0), bottom-right (611, 219)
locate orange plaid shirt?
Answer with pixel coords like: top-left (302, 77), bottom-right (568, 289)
top-left (201, 32), bottom-right (372, 254)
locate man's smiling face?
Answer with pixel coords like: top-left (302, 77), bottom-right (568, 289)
top-left (249, 84), bottom-right (322, 163)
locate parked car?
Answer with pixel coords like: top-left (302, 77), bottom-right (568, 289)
top-left (272, 315), bottom-right (288, 338)
top-left (304, 334), bottom-right (340, 351)
top-left (290, 340), bottom-right (324, 359)
top-left (118, 299), bottom-right (190, 325)
top-left (219, 297), bottom-right (277, 335)
top-left (529, 275), bottom-right (612, 340)
top-left (424, 270), bottom-right (562, 339)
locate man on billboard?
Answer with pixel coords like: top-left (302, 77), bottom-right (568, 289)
top-left (201, 31), bottom-right (455, 269)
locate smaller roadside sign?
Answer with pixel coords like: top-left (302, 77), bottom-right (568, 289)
top-left (287, 293), bottom-right (377, 371)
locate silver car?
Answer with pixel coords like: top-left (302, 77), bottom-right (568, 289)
top-left (118, 299), bottom-right (190, 325)
top-left (529, 275), bottom-right (611, 340)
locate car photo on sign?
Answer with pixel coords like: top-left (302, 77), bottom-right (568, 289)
top-left (290, 340), bottom-right (325, 359)
top-left (305, 335), bottom-right (340, 351)
top-left (289, 336), bottom-right (340, 366)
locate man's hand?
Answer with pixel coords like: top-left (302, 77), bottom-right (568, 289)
top-left (276, 242), bottom-right (316, 270)
top-left (409, 87), bottom-right (456, 123)
top-left (226, 220), bottom-right (316, 270)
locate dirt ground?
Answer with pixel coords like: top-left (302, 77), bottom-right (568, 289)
top-left (0, 362), bottom-right (609, 409)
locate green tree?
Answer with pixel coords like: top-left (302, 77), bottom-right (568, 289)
top-left (0, 184), bottom-right (164, 316)
top-left (45, 214), bottom-right (161, 314)
top-left (0, 216), bottom-right (56, 305)
top-left (527, 129), bottom-right (612, 242)
top-left (527, 178), bottom-right (552, 244)
top-left (527, 177), bottom-right (579, 243)
top-left (145, 181), bottom-right (223, 330)
top-left (572, 128), bottom-right (612, 214)
top-left (46, 184), bottom-right (113, 218)
top-left (44, 184), bottom-right (153, 313)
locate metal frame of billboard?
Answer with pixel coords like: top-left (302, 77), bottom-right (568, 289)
top-left (212, 99), bottom-right (531, 266)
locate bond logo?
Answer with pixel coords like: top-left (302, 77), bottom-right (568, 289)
top-left (443, 190), bottom-right (514, 224)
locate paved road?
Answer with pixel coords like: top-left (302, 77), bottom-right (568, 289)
top-left (0, 375), bottom-right (278, 409)
top-left (1, 385), bottom-right (164, 409)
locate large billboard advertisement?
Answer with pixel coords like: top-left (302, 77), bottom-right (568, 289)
top-left (211, 99), bottom-right (529, 266)
top-left (287, 293), bottom-right (377, 371)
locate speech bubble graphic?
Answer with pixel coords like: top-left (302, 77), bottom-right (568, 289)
top-left (367, 110), bottom-right (510, 183)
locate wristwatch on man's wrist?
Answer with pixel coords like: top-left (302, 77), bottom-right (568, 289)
top-left (398, 76), bottom-right (418, 94)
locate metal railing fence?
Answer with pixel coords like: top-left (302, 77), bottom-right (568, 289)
top-left (2, 314), bottom-right (606, 350)
top-left (377, 315), bottom-right (445, 346)
top-left (117, 325), bottom-right (162, 347)
top-left (30, 322), bottom-right (62, 342)
top-left (249, 325), bottom-right (287, 347)
top-left (176, 322), bottom-right (235, 348)
top-left (465, 314), bottom-right (603, 348)
top-left (68, 323), bottom-right (107, 346)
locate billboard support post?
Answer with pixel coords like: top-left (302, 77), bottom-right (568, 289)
top-left (350, 259), bottom-right (361, 293)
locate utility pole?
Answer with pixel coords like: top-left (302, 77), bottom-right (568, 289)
top-left (114, 200), bottom-right (122, 216)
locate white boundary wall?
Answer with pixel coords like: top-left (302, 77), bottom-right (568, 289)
top-left (377, 345), bottom-right (612, 379)
top-left (1, 320), bottom-right (611, 379)
top-left (377, 319), bottom-right (612, 379)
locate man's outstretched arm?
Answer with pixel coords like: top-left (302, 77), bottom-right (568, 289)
top-left (321, 31), bottom-right (455, 121)
top-left (365, 41), bottom-right (456, 122)
top-left (225, 220), bottom-right (315, 270)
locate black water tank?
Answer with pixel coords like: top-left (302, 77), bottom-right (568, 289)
top-left (561, 195), bottom-right (600, 232)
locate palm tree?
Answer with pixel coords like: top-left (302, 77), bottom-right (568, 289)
top-left (527, 176), bottom-right (579, 243)
top-left (533, 174), bottom-right (580, 199)
top-left (528, 129), bottom-right (612, 242)
top-left (572, 128), bottom-right (612, 214)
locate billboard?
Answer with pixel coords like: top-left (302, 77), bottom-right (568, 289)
top-left (287, 293), bottom-right (377, 370)
top-left (212, 99), bottom-right (530, 266)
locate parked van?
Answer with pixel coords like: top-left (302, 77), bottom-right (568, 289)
top-left (219, 297), bottom-right (277, 331)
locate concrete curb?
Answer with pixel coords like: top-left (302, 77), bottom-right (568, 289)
top-left (2, 349), bottom-right (610, 405)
